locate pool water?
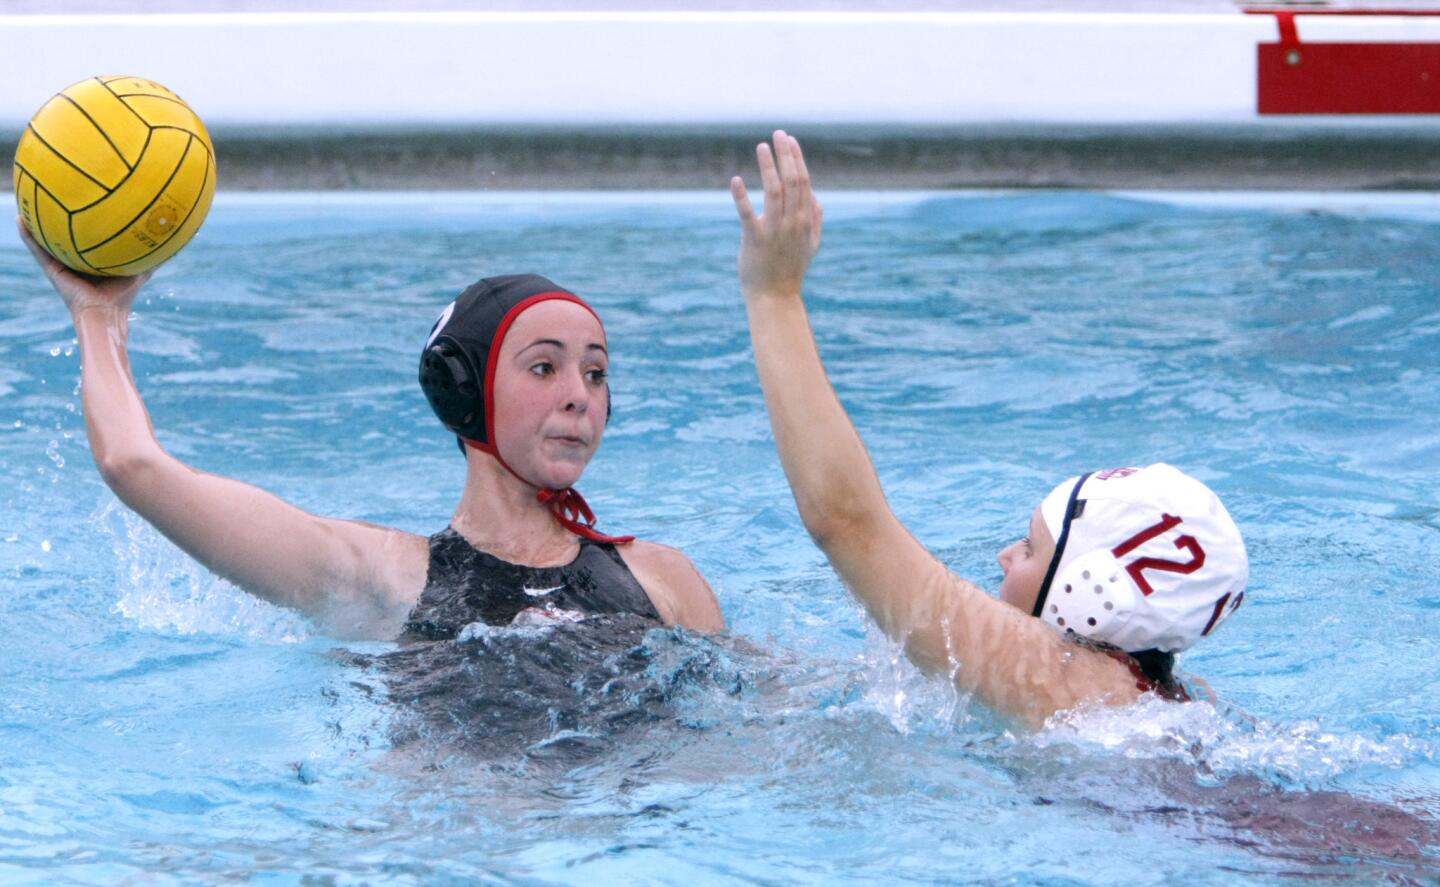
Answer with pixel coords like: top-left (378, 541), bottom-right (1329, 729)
top-left (1, 191), bottom-right (1438, 883)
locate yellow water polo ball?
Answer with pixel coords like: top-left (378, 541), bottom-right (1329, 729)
top-left (12, 75), bottom-right (216, 277)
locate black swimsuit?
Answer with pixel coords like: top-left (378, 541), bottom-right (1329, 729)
top-left (370, 529), bottom-right (668, 756)
top-left (400, 527), bottom-right (660, 641)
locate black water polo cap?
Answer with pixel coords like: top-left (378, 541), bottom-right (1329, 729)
top-left (418, 274), bottom-right (603, 449)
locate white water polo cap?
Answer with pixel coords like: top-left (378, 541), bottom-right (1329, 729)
top-left (1031, 464), bottom-right (1248, 654)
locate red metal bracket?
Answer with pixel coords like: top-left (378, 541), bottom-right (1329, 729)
top-left (1246, 8), bottom-right (1440, 113)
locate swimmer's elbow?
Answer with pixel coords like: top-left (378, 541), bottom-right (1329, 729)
top-left (798, 497), bottom-right (875, 555)
top-left (791, 472), bottom-right (888, 553)
top-left (800, 510), bottom-right (844, 550)
top-left (95, 446), bottom-right (166, 501)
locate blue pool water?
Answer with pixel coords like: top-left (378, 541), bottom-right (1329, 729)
top-left (1, 191), bottom-right (1439, 883)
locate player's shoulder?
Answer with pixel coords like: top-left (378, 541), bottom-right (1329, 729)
top-left (622, 538), bottom-right (694, 571)
top-left (617, 539), bottom-right (724, 632)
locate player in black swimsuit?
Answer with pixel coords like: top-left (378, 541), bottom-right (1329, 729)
top-left (23, 227), bottom-right (723, 749)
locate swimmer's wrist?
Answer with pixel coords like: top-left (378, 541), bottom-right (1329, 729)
top-left (72, 302), bottom-right (129, 326)
top-left (741, 282), bottom-right (803, 301)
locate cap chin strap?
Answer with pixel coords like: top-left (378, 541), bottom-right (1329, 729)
top-left (462, 438), bottom-right (635, 545)
top-left (1031, 472), bottom-right (1092, 619)
top-left (535, 487), bottom-right (635, 544)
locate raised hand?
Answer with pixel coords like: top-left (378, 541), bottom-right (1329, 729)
top-left (730, 130), bottom-right (824, 298)
top-left (17, 217), bottom-right (151, 316)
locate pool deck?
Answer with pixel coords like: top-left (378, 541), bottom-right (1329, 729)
top-left (116, 126), bottom-right (1440, 191)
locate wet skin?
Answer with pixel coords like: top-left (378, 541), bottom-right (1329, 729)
top-left (489, 300), bottom-right (610, 491)
top-left (997, 505), bottom-right (1056, 614)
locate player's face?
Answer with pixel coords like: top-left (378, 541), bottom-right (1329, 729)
top-left (997, 505), bottom-right (1056, 613)
top-left (490, 300), bottom-right (609, 491)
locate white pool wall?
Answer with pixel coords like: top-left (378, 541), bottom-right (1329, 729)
top-left (1, 10), bottom-right (1431, 128)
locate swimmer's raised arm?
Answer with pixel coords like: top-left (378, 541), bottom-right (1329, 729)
top-left (731, 135), bottom-right (1142, 727)
top-left (21, 222), bottom-right (426, 639)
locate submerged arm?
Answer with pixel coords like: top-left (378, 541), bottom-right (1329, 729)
top-left (23, 223), bottom-right (426, 638)
top-left (730, 136), bottom-right (1140, 726)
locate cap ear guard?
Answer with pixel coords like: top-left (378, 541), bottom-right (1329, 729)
top-left (1039, 549), bottom-right (1139, 643)
top-left (419, 336), bottom-right (487, 441)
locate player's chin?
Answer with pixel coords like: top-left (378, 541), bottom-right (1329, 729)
top-left (999, 579), bottom-right (1041, 614)
top-left (535, 454), bottom-right (590, 490)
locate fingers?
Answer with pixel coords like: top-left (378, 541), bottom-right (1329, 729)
top-left (740, 131), bottom-right (818, 234)
top-left (730, 176), bottom-right (756, 224)
top-left (789, 133), bottom-right (812, 192)
top-left (782, 133), bottom-right (813, 226)
top-left (757, 140), bottom-right (781, 221)
top-left (16, 217), bottom-right (47, 261)
top-left (16, 220), bottom-right (70, 283)
top-left (17, 214), bottom-right (151, 298)
top-left (765, 131), bottom-right (818, 231)
top-left (774, 130), bottom-right (803, 220)
top-left (735, 131), bottom-right (822, 294)
top-left (788, 134), bottom-right (814, 221)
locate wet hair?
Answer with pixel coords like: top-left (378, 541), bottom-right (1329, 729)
top-left (1130, 648), bottom-right (1178, 694)
top-left (1076, 637), bottom-right (1185, 701)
